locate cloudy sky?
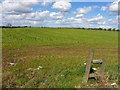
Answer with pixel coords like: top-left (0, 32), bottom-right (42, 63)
top-left (0, 0), bottom-right (119, 29)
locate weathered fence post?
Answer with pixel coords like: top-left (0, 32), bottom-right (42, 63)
top-left (82, 49), bottom-right (94, 86)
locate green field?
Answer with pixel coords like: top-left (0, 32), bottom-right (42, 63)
top-left (2, 28), bottom-right (118, 88)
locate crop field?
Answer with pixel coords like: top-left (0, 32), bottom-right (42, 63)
top-left (2, 28), bottom-right (118, 88)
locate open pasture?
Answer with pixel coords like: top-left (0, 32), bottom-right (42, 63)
top-left (2, 28), bottom-right (118, 88)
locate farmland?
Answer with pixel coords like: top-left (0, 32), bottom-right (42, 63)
top-left (2, 28), bottom-right (118, 88)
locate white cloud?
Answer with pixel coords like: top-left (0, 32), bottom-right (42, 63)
top-left (36, 11), bottom-right (49, 18)
top-left (30, 21), bottom-right (38, 25)
top-left (4, 5), bottom-right (32, 13)
top-left (76, 6), bottom-right (92, 14)
top-left (26, 11), bottom-right (50, 20)
top-left (0, 5), bottom-right (2, 24)
top-left (0, 3), bottom-right (2, 11)
top-left (97, 18), bottom-right (117, 29)
top-left (50, 12), bottom-right (64, 19)
top-left (19, 0), bottom-right (39, 7)
top-left (98, 25), bottom-right (111, 29)
top-left (3, 10), bottom-right (50, 25)
top-left (2, 0), bottom-right (39, 14)
top-left (74, 6), bottom-right (92, 19)
top-left (108, 19), bottom-right (118, 25)
top-left (3, 2), bottom-right (31, 13)
top-left (75, 14), bottom-right (84, 18)
top-left (101, 6), bottom-right (107, 11)
top-left (55, 17), bottom-right (93, 28)
top-left (3, 14), bottom-right (25, 20)
top-left (98, 21), bottom-right (106, 25)
top-left (52, 1), bottom-right (71, 11)
top-left (3, 0), bottom-right (39, 6)
top-left (41, 1), bottom-right (52, 6)
top-left (3, 17), bottom-right (45, 26)
top-left (88, 14), bottom-right (104, 22)
top-left (1, 0), bottom-right (117, 29)
top-left (109, 0), bottom-right (119, 11)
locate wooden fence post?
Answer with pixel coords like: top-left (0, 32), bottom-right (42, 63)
top-left (82, 49), bottom-right (94, 86)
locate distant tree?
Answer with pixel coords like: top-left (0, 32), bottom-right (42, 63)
top-left (104, 29), bottom-right (107, 31)
top-left (116, 29), bottom-right (119, 31)
top-left (112, 28), bottom-right (116, 31)
top-left (81, 27), bottom-right (85, 30)
top-left (108, 28), bottom-right (112, 31)
top-left (93, 28), bottom-right (97, 30)
top-left (24, 26), bottom-right (28, 27)
top-left (98, 28), bottom-right (103, 30)
top-left (6, 23), bottom-right (12, 27)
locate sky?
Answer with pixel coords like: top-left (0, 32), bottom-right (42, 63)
top-left (0, 0), bottom-right (119, 29)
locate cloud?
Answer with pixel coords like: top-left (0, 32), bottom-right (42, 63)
top-left (76, 6), bottom-right (92, 14)
top-left (97, 18), bottom-right (117, 29)
top-left (0, 3), bottom-right (2, 13)
top-left (3, 14), bottom-right (25, 20)
top-left (41, 1), bottom-right (52, 6)
top-left (19, 0), bottom-right (39, 7)
top-left (88, 14), bottom-right (104, 22)
top-left (26, 11), bottom-right (50, 20)
top-left (1, 1), bottom-right (117, 29)
top-left (109, 0), bottom-right (118, 12)
top-left (55, 16), bottom-right (93, 28)
top-left (74, 6), bottom-right (92, 18)
top-left (28, 15), bottom-right (115, 29)
top-left (75, 14), bottom-right (84, 18)
top-left (98, 25), bottom-right (111, 29)
top-left (3, 10), bottom-right (50, 26)
top-left (2, 0), bottom-right (39, 14)
top-left (108, 19), bottom-right (118, 25)
top-left (50, 12), bottom-right (64, 19)
top-left (3, 4), bottom-right (32, 13)
top-left (101, 6), bottom-right (107, 11)
top-left (98, 21), bottom-right (106, 25)
top-left (52, 1), bottom-right (71, 11)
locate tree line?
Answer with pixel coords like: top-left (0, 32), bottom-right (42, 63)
top-left (0, 23), bottom-right (119, 31)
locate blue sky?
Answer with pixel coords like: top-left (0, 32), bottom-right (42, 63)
top-left (0, 0), bottom-right (119, 29)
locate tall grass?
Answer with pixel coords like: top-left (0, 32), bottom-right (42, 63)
top-left (2, 28), bottom-right (118, 88)
top-left (2, 28), bottom-right (118, 50)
